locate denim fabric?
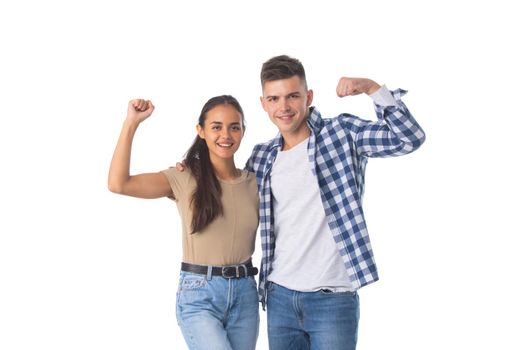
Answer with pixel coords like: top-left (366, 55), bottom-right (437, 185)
top-left (267, 282), bottom-right (359, 350)
top-left (176, 271), bottom-right (259, 350)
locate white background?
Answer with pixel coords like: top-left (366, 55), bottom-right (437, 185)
top-left (1, 1), bottom-right (524, 349)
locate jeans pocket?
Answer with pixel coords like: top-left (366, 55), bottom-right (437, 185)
top-left (179, 273), bottom-right (207, 291)
top-left (177, 273), bottom-right (210, 311)
top-left (247, 276), bottom-right (258, 289)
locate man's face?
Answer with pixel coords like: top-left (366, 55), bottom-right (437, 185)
top-left (260, 76), bottom-right (313, 140)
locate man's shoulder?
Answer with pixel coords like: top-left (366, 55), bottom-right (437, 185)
top-left (310, 107), bottom-right (359, 131)
top-left (246, 137), bottom-right (278, 173)
top-left (315, 112), bottom-right (367, 136)
top-left (251, 137), bottom-right (278, 154)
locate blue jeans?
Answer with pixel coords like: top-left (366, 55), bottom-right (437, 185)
top-left (267, 282), bottom-right (360, 350)
top-left (176, 271), bottom-right (259, 350)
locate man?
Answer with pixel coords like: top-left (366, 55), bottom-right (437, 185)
top-left (245, 55), bottom-right (425, 349)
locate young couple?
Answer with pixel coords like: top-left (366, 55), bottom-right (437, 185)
top-left (108, 55), bottom-right (425, 350)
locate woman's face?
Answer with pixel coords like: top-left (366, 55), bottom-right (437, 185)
top-left (197, 104), bottom-right (244, 162)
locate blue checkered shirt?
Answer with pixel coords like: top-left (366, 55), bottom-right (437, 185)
top-left (245, 89), bottom-right (425, 308)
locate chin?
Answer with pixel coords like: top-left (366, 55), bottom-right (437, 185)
top-left (216, 151), bottom-right (236, 159)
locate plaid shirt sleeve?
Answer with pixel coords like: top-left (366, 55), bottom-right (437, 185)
top-left (341, 89), bottom-right (425, 158)
top-left (244, 141), bottom-right (278, 308)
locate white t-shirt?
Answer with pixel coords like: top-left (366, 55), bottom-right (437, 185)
top-left (267, 137), bottom-right (353, 292)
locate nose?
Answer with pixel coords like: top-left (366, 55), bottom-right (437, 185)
top-left (278, 98), bottom-right (290, 112)
top-left (220, 128), bottom-right (232, 139)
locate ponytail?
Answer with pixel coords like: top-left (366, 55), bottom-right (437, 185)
top-left (184, 95), bottom-right (245, 233)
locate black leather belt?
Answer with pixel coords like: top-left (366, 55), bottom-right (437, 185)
top-left (181, 261), bottom-right (258, 279)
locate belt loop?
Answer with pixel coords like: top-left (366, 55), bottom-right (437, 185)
top-left (206, 265), bottom-right (212, 280)
top-left (241, 264), bottom-right (247, 277)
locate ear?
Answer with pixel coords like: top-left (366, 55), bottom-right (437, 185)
top-left (260, 96), bottom-right (267, 112)
top-left (306, 89), bottom-right (314, 106)
top-left (196, 124), bottom-right (205, 139)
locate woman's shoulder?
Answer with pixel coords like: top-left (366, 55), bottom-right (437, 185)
top-left (162, 166), bottom-right (194, 186)
top-left (244, 169), bottom-right (256, 180)
top-left (242, 170), bottom-right (258, 191)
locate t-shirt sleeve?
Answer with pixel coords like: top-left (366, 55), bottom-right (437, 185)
top-left (161, 167), bottom-right (190, 201)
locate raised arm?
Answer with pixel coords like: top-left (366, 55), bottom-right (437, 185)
top-left (337, 77), bottom-right (426, 157)
top-left (108, 99), bottom-right (172, 199)
top-left (336, 77), bottom-right (381, 97)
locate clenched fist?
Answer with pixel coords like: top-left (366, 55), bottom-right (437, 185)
top-left (336, 78), bottom-right (381, 97)
top-left (126, 99), bottom-right (155, 124)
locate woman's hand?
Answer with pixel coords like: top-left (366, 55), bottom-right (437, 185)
top-left (126, 99), bottom-right (155, 124)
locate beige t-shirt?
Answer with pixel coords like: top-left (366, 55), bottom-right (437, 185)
top-left (162, 168), bottom-right (259, 266)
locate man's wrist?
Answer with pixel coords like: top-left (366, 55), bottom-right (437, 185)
top-left (369, 85), bottom-right (397, 106)
top-left (366, 81), bottom-right (381, 95)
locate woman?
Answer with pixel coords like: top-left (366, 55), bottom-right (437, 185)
top-left (108, 96), bottom-right (259, 350)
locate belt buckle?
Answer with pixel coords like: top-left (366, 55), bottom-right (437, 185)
top-left (221, 266), bottom-right (239, 278)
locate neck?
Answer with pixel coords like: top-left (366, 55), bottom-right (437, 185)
top-left (211, 157), bottom-right (239, 181)
top-left (281, 125), bottom-right (310, 151)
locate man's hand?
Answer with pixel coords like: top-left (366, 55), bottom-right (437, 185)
top-left (175, 161), bottom-right (186, 172)
top-left (126, 99), bottom-right (155, 124)
top-left (336, 78), bottom-right (381, 97)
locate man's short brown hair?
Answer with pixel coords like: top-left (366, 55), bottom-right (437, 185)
top-left (260, 55), bottom-right (307, 89)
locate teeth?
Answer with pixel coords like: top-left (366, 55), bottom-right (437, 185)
top-left (218, 143), bottom-right (233, 148)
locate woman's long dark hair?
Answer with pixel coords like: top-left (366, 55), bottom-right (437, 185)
top-left (184, 95), bottom-right (245, 234)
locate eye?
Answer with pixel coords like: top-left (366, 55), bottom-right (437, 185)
top-left (231, 125), bottom-right (242, 131)
top-left (289, 94), bottom-right (300, 99)
top-left (211, 125), bottom-right (221, 130)
top-left (267, 96), bottom-right (278, 102)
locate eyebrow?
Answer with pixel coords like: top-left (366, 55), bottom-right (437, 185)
top-left (209, 121), bottom-right (241, 125)
top-left (266, 91), bottom-right (301, 98)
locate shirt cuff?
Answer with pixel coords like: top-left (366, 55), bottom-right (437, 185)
top-left (370, 85), bottom-right (397, 107)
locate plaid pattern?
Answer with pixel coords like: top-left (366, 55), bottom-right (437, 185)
top-left (246, 89), bottom-right (425, 308)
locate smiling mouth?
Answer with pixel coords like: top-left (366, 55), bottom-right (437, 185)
top-left (217, 142), bottom-right (234, 148)
top-left (276, 114), bottom-right (294, 122)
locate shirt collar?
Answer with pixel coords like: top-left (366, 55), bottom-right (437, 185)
top-left (307, 106), bottom-right (323, 133)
